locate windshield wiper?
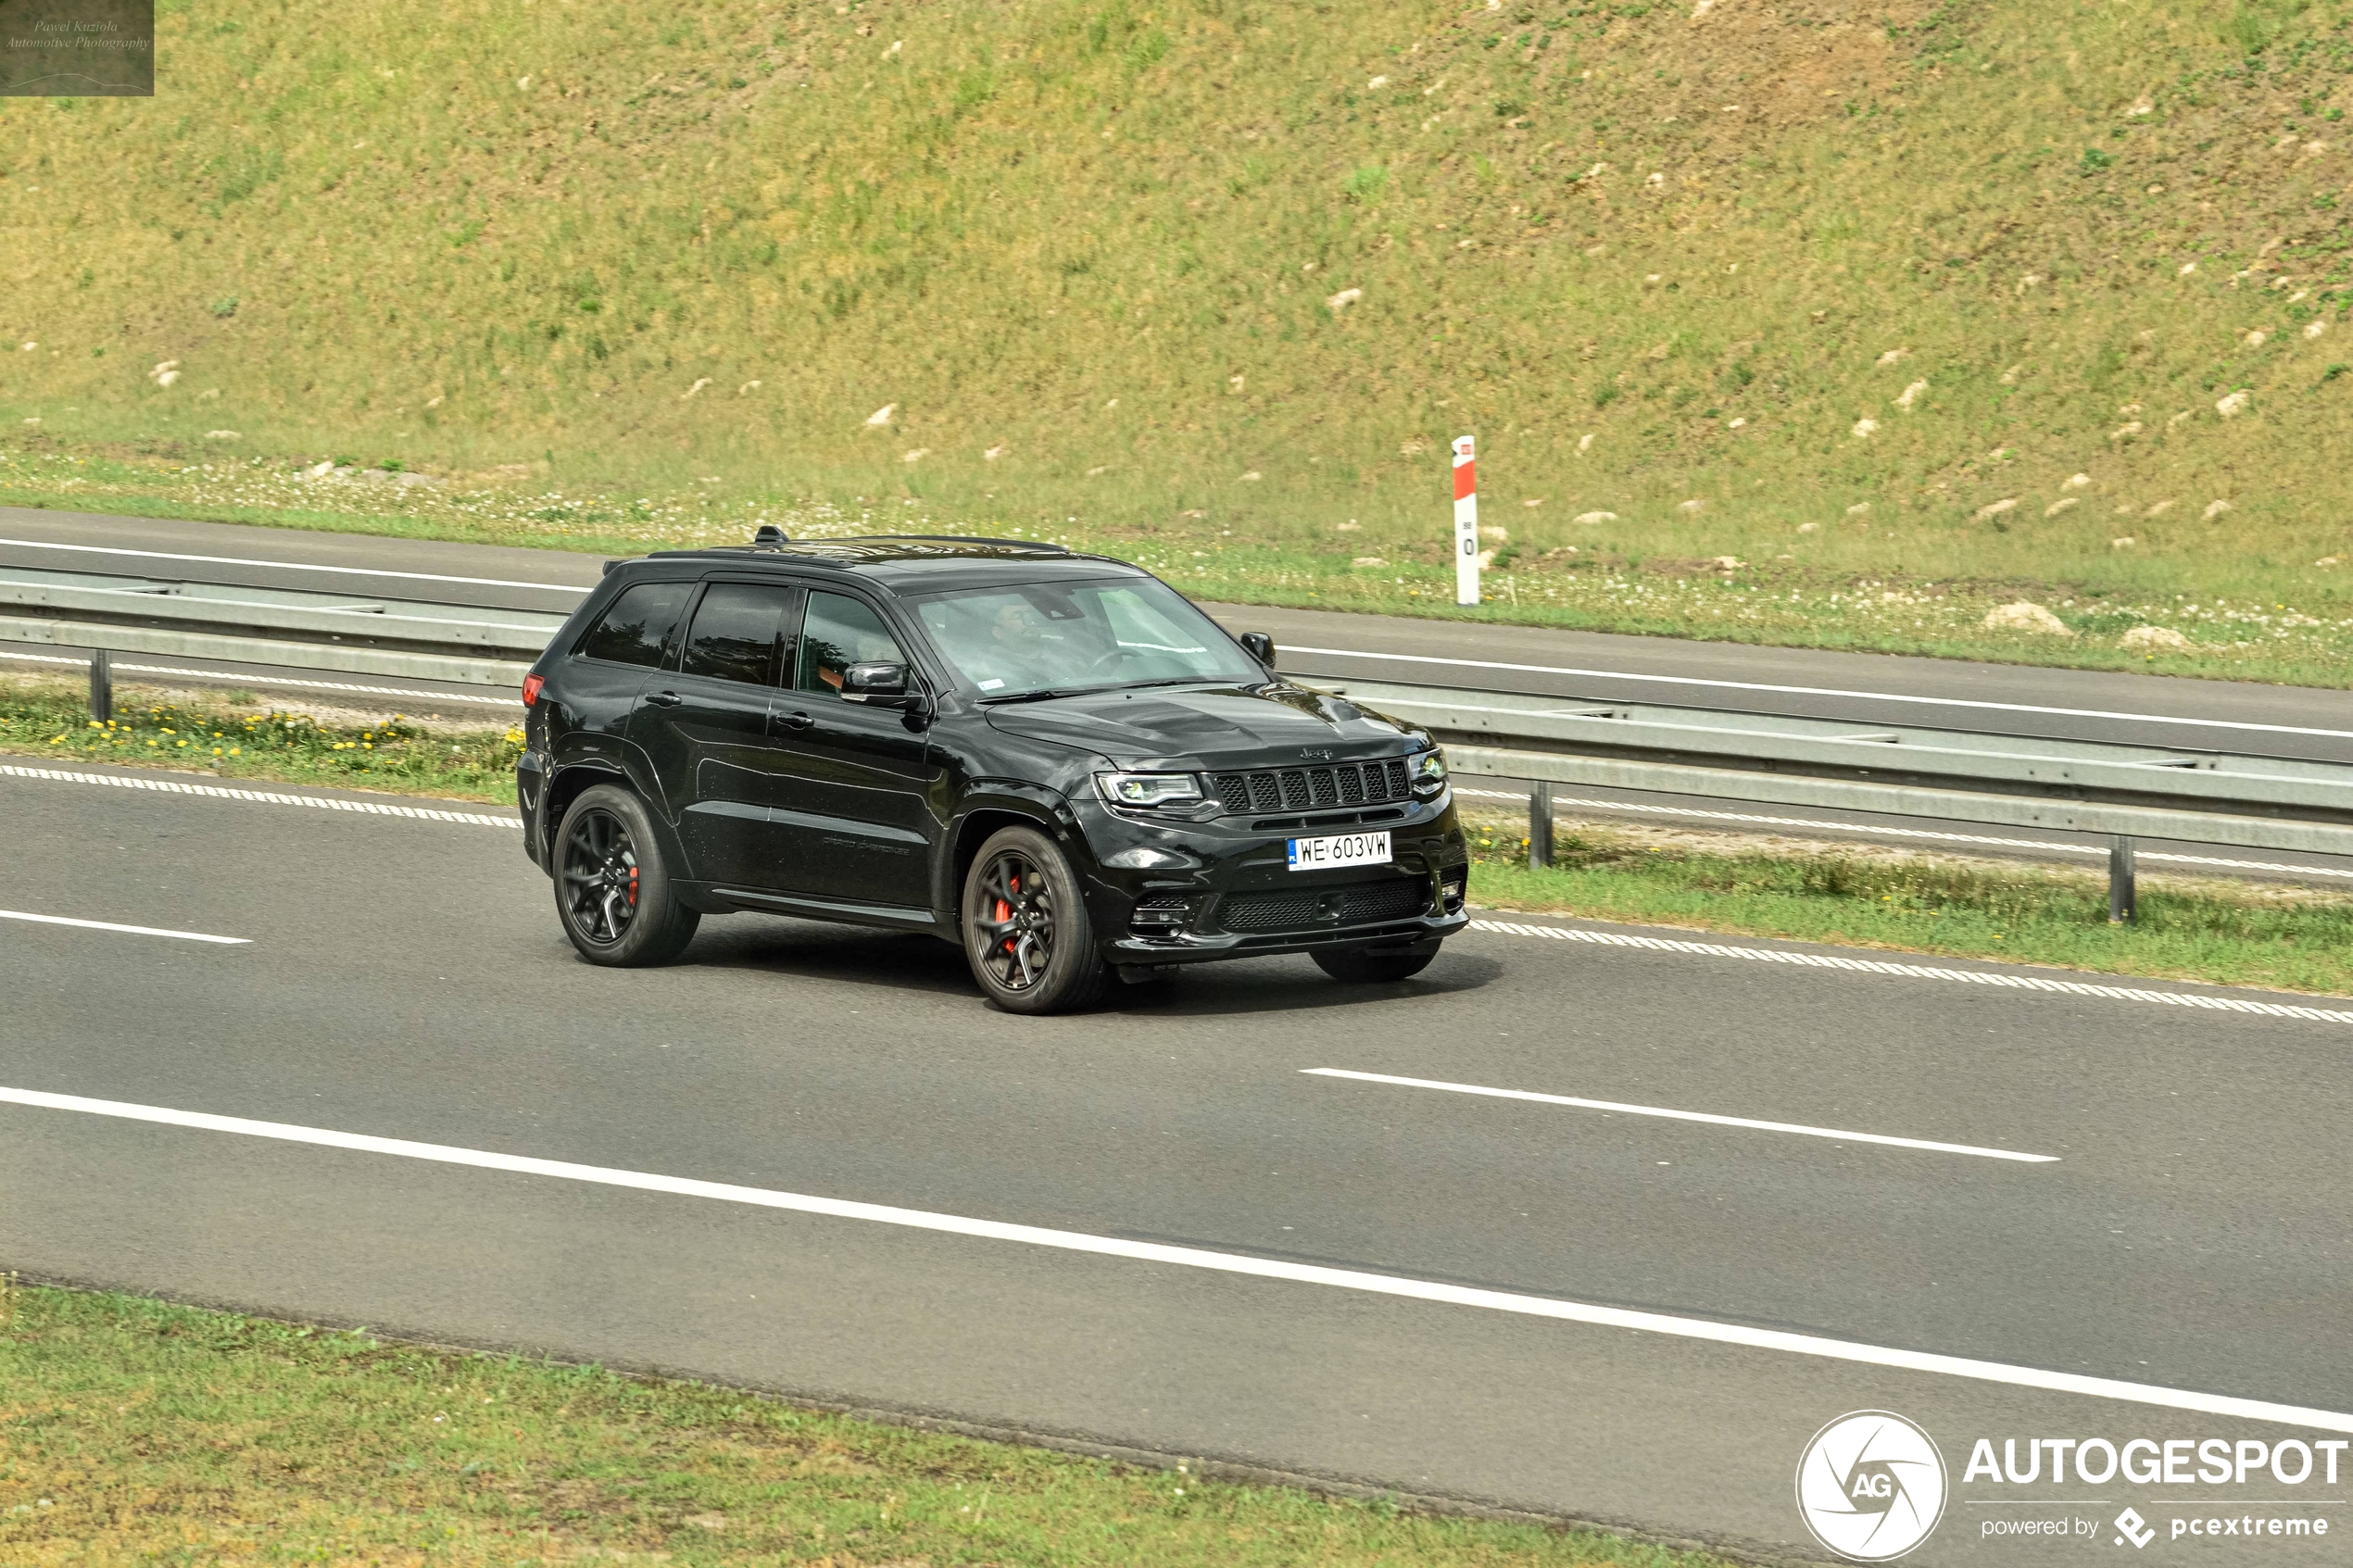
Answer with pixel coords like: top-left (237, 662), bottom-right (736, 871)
top-left (977, 685), bottom-right (1092, 706)
top-left (979, 675), bottom-right (1224, 706)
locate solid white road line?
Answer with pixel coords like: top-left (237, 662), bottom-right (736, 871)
top-left (1301, 1068), bottom-right (2058, 1162)
top-left (0, 648), bottom-right (521, 707)
top-left (1470, 919), bottom-right (2353, 1023)
top-left (0, 763), bottom-right (521, 829)
top-left (4, 1081), bottom-right (2347, 1433)
top-left (1451, 785), bottom-right (2353, 881)
top-left (0, 537), bottom-right (587, 596)
top-left (1285, 645), bottom-right (2353, 742)
top-left (0, 909), bottom-right (248, 944)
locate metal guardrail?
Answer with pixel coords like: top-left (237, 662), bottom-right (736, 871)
top-left (6, 564), bottom-right (2353, 916)
top-left (0, 565), bottom-right (555, 689)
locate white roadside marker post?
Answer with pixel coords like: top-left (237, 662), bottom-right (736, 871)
top-left (1453, 433), bottom-right (1479, 606)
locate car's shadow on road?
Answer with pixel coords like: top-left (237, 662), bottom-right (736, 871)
top-left (682, 915), bottom-right (1503, 1017)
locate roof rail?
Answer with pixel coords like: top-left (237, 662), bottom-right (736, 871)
top-left (862, 534), bottom-right (1071, 553)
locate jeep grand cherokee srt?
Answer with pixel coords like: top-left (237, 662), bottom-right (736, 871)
top-left (516, 532), bottom-right (1469, 1012)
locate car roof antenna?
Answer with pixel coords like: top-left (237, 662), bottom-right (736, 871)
top-left (751, 524), bottom-right (790, 550)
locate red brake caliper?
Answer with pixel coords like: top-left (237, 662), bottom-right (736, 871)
top-left (998, 872), bottom-right (1018, 952)
top-left (628, 865), bottom-right (639, 907)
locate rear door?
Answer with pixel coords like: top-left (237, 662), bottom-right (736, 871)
top-left (768, 586), bottom-right (938, 910)
top-left (628, 578), bottom-right (803, 889)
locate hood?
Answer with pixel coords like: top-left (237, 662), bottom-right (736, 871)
top-left (983, 682), bottom-right (1426, 771)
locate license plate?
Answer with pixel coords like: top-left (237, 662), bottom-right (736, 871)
top-left (1287, 830), bottom-right (1392, 872)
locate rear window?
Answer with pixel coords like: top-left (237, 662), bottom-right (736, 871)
top-left (575, 581), bottom-right (692, 669)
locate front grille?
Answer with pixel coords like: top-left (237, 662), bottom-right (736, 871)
top-left (1209, 758), bottom-right (1412, 814)
top-left (1216, 877), bottom-right (1430, 935)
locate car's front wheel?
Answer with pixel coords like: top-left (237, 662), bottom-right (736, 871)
top-left (1314, 940), bottom-right (1441, 985)
top-left (554, 784), bottom-right (699, 966)
top-left (961, 824), bottom-right (1111, 1014)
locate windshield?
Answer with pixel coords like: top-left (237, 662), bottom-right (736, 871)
top-left (911, 577), bottom-right (1263, 700)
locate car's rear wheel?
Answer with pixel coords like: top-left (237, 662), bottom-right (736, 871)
top-left (961, 825), bottom-right (1111, 1014)
top-left (555, 784), bottom-right (699, 966)
top-left (1314, 940), bottom-right (1441, 984)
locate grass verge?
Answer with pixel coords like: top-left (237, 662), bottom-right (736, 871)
top-left (1460, 813), bottom-right (2353, 998)
top-left (0, 678), bottom-right (522, 805)
top-left (0, 1281), bottom-right (1732, 1568)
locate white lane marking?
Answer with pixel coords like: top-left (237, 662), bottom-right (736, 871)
top-left (0, 763), bottom-right (520, 828)
top-left (0, 648), bottom-right (521, 707)
top-left (0, 536), bottom-right (587, 596)
top-left (1285, 645), bottom-right (2353, 742)
top-left (0, 909), bottom-right (248, 944)
top-left (1453, 786), bottom-right (2353, 881)
top-left (2, 1083), bottom-right (2345, 1434)
top-left (1470, 919), bottom-right (2353, 1023)
top-left (1301, 1068), bottom-right (2057, 1162)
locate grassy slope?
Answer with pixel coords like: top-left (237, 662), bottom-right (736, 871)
top-left (0, 1285), bottom-right (1731, 1567)
top-left (5, 0), bottom-right (2353, 675)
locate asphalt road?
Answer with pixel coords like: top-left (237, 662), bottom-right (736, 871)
top-left (4, 759), bottom-right (2350, 1563)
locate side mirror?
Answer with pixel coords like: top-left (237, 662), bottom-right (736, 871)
top-left (1238, 632), bottom-right (1277, 669)
top-left (840, 661), bottom-right (915, 708)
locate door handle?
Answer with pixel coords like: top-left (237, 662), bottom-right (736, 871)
top-left (779, 709), bottom-right (814, 730)
top-left (644, 690), bottom-right (683, 708)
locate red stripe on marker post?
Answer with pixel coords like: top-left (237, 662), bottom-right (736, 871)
top-left (1452, 434), bottom-right (1479, 605)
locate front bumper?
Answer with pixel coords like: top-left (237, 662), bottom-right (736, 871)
top-left (1073, 786), bottom-right (1471, 967)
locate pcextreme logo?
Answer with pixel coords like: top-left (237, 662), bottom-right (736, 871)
top-left (1795, 1411), bottom-right (1951, 1562)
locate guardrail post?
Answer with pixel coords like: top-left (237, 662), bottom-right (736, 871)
top-left (1529, 779), bottom-right (1553, 869)
top-left (2108, 835), bottom-right (2136, 924)
top-left (88, 647), bottom-right (111, 723)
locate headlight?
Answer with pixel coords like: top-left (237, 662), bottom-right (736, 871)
top-left (1096, 771), bottom-right (1204, 809)
top-left (1410, 749), bottom-right (1448, 798)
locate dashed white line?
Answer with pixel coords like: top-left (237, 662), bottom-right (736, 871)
top-left (3, 1082), bottom-right (2347, 1432)
top-left (1301, 1068), bottom-right (2058, 1162)
top-left (1452, 785), bottom-right (2353, 880)
top-left (0, 909), bottom-right (248, 944)
top-left (1285, 644), bottom-right (2353, 742)
top-left (0, 763), bottom-right (520, 828)
top-left (0, 648), bottom-right (520, 707)
top-left (1469, 919), bottom-right (2353, 1023)
top-left (0, 536), bottom-right (587, 595)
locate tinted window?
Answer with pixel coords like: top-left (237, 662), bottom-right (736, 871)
top-left (679, 583), bottom-right (794, 686)
top-left (576, 582), bottom-right (692, 669)
top-left (795, 592), bottom-right (906, 698)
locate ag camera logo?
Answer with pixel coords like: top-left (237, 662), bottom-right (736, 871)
top-left (1795, 1411), bottom-right (1949, 1562)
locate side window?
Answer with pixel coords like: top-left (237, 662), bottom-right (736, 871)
top-left (679, 583), bottom-right (795, 686)
top-left (795, 591), bottom-right (906, 698)
top-left (575, 581), bottom-right (692, 669)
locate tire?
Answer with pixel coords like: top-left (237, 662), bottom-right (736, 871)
top-left (553, 784), bottom-right (700, 966)
top-left (1314, 940), bottom-right (1441, 985)
top-left (961, 824), bottom-right (1112, 1014)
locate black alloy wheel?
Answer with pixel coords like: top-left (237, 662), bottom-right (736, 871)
top-left (562, 805), bottom-right (640, 946)
top-left (553, 784), bottom-right (699, 966)
top-left (961, 824), bottom-right (1111, 1013)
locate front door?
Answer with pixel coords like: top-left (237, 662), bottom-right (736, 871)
top-left (768, 587), bottom-right (937, 910)
top-left (628, 579), bottom-right (802, 889)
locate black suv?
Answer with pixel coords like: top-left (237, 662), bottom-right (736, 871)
top-left (516, 533), bottom-right (1469, 1012)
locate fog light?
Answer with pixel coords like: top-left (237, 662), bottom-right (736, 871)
top-left (1103, 846), bottom-right (1200, 870)
top-left (1441, 868), bottom-right (1467, 914)
top-left (1129, 897), bottom-right (1191, 937)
